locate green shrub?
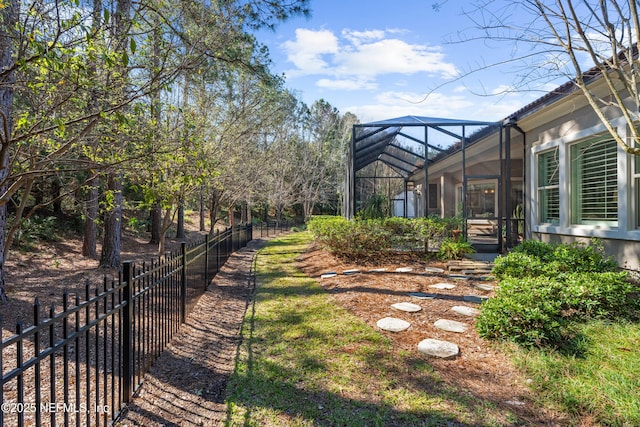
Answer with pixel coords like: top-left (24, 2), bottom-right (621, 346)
top-left (492, 251), bottom-right (552, 280)
top-left (560, 272), bottom-right (639, 320)
top-left (476, 276), bottom-right (567, 347)
top-left (437, 238), bottom-right (475, 260)
top-left (508, 239), bottom-right (617, 273)
top-left (307, 215), bottom-right (455, 260)
top-left (14, 215), bottom-right (60, 249)
top-left (551, 240), bottom-right (618, 273)
top-left (493, 240), bottom-right (617, 281)
top-left (358, 194), bottom-right (389, 219)
top-left (511, 239), bottom-right (556, 261)
top-left (479, 254), bottom-right (638, 348)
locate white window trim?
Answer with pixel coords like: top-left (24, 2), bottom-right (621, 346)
top-left (536, 147), bottom-right (560, 225)
top-left (530, 120), bottom-right (640, 241)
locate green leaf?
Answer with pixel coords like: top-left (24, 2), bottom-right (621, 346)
top-left (103, 8), bottom-right (110, 23)
top-left (130, 38), bottom-right (136, 54)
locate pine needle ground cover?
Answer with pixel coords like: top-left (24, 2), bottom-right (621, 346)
top-left (224, 232), bottom-right (523, 426)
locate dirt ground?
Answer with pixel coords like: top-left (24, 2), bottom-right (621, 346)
top-left (2, 230), bottom-right (570, 426)
top-left (1, 228), bottom-right (208, 333)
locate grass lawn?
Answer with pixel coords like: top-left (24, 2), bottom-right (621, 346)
top-left (513, 321), bottom-right (640, 426)
top-left (224, 232), bottom-right (524, 426)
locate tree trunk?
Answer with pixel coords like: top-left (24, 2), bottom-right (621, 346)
top-left (228, 203), bottom-right (235, 227)
top-left (51, 177), bottom-right (62, 214)
top-left (82, 0), bottom-right (102, 259)
top-left (100, 173), bottom-right (123, 268)
top-left (176, 199), bottom-right (185, 239)
top-left (199, 189), bottom-right (205, 231)
top-left (0, 0), bottom-right (18, 300)
top-left (246, 202), bottom-right (252, 225)
top-left (241, 201), bottom-right (248, 223)
top-left (209, 189), bottom-right (222, 233)
top-left (3, 177), bottom-right (33, 253)
top-left (158, 206), bottom-right (173, 254)
top-left (82, 174), bottom-right (99, 258)
top-left (149, 198), bottom-right (162, 244)
top-left (303, 200), bottom-right (313, 222)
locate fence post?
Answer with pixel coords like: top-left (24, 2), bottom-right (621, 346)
top-left (181, 242), bottom-right (187, 324)
top-left (204, 234), bottom-right (209, 285)
top-left (122, 261), bottom-right (133, 403)
top-left (216, 230), bottom-right (220, 273)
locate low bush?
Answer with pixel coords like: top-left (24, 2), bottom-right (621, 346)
top-left (492, 240), bottom-right (617, 280)
top-left (307, 215), bottom-right (452, 260)
top-left (477, 276), bottom-right (567, 347)
top-left (479, 239), bottom-right (639, 348)
top-left (437, 238), bottom-right (475, 260)
top-left (561, 271), bottom-right (640, 320)
top-left (477, 271), bottom-right (639, 347)
top-left (14, 215), bottom-right (61, 250)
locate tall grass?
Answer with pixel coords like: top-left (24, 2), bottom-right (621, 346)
top-left (224, 232), bottom-right (524, 426)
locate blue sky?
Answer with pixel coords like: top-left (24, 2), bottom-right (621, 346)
top-left (256, 0), bottom-right (560, 123)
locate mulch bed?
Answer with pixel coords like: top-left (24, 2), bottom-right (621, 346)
top-left (118, 239), bottom-right (267, 427)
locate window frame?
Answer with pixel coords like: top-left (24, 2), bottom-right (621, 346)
top-left (569, 137), bottom-right (619, 227)
top-left (537, 147), bottom-right (560, 225)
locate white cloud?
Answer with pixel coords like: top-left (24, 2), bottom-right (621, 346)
top-left (342, 90), bottom-right (480, 123)
top-left (337, 87), bottom-right (531, 124)
top-left (341, 29), bottom-right (385, 45)
top-left (491, 84), bottom-right (517, 95)
top-left (316, 78), bottom-right (377, 91)
top-left (281, 28), bottom-right (339, 75)
top-left (336, 39), bottom-right (458, 78)
top-left (280, 28), bottom-right (459, 84)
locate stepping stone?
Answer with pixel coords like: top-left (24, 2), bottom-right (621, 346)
top-left (424, 267), bottom-right (445, 274)
top-left (376, 317), bottom-right (411, 332)
top-left (429, 282), bottom-right (456, 290)
top-left (396, 267), bottom-right (413, 272)
top-left (320, 272), bottom-right (337, 279)
top-left (417, 338), bottom-right (459, 359)
top-left (343, 269), bottom-right (360, 275)
top-left (409, 292), bottom-right (437, 300)
top-left (463, 295), bottom-right (489, 304)
top-left (451, 306), bottom-right (480, 317)
top-left (369, 268), bottom-right (388, 273)
top-left (391, 302), bottom-right (422, 312)
top-left (447, 274), bottom-right (469, 280)
top-left (474, 283), bottom-right (496, 291)
top-left (434, 319), bottom-right (468, 333)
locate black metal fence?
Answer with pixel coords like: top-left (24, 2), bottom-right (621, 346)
top-left (255, 220), bottom-right (299, 238)
top-left (0, 224), bottom-right (252, 427)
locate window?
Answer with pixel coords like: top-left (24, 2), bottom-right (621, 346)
top-left (428, 183), bottom-right (438, 209)
top-left (571, 138), bottom-right (618, 226)
top-left (467, 182), bottom-right (496, 218)
top-left (537, 148), bottom-right (560, 224)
